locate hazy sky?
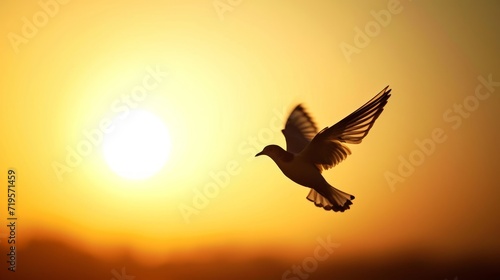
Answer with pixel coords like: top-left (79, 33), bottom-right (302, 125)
top-left (1, 0), bottom-right (499, 279)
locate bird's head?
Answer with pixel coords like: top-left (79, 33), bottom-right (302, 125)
top-left (255, 145), bottom-right (293, 162)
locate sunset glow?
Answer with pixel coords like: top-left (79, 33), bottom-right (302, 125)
top-left (0, 1), bottom-right (499, 279)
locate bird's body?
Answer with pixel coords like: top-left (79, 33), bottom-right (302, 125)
top-left (264, 146), bottom-right (325, 188)
top-left (256, 86), bottom-right (391, 212)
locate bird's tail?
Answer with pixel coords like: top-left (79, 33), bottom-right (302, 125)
top-left (306, 184), bottom-right (355, 212)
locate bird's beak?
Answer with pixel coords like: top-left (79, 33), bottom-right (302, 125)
top-left (255, 151), bottom-right (264, 157)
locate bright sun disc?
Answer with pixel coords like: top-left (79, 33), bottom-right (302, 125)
top-left (102, 110), bottom-right (171, 180)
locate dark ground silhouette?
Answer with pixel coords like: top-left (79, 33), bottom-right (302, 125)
top-left (1, 239), bottom-right (499, 280)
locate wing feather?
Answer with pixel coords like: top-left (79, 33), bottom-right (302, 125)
top-left (281, 105), bottom-right (318, 154)
top-left (301, 86), bottom-right (391, 171)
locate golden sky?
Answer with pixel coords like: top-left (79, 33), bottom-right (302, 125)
top-left (1, 0), bottom-right (499, 279)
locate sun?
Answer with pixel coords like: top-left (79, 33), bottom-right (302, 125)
top-left (102, 109), bottom-right (171, 180)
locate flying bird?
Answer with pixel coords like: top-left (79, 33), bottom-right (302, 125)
top-left (256, 86), bottom-right (391, 212)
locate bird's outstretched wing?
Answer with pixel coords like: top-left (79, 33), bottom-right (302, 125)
top-left (301, 86), bottom-right (391, 171)
top-left (281, 105), bottom-right (318, 154)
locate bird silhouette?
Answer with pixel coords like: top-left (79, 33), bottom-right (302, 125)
top-left (256, 86), bottom-right (391, 212)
